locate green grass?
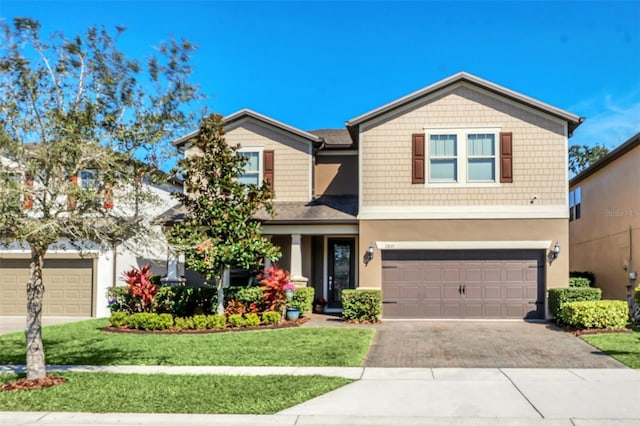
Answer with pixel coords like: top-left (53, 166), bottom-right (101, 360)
top-left (0, 319), bottom-right (375, 366)
top-left (580, 326), bottom-right (640, 368)
top-left (0, 372), bottom-right (351, 414)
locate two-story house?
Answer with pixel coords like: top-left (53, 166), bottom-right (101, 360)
top-left (569, 132), bottom-right (639, 301)
top-left (174, 72), bottom-right (583, 320)
top-left (0, 158), bottom-right (181, 318)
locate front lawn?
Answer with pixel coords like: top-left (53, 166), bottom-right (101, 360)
top-left (0, 319), bottom-right (375, 367)
top-left (0, 372), bottom-right (351, 414)
top-left (580, 326), bottom-right (640, 369)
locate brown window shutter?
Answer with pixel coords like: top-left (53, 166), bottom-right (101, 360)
top-left (103, 186), bottom-right (114, 209)
top-left (23, 174), bottom-right (34, 210)
top-left (263, 150), bottom-right (274, 187)
top-left (500, 132), bottom-right (513, 183)
top-left (412, 134), bottom-right (425, 184)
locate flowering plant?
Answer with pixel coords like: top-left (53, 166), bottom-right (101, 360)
top-left (260, 266), bottom-right (291, 312)
top-left (283, 284), bottom-right (296, 292)
top-left (314, 297), bottom-right (327, 306)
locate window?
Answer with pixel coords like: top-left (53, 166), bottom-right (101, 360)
top-left (426, 128), bottom-right (499, 185)
top-left (238, 151), bottom-right (261, 185)
top-left (569, 187), bottom-right (581, 221)
top-left (467, 134), bottom-right (496, 181)
top-left (79, 169), bottom-right (99, 189)
top-left (429, 134), bottom-right (457, 181)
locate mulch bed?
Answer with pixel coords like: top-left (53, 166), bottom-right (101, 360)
top-left (102, 316), bottom-right (310, 334)
top-left (569, 327), bottom-right (633, 336)
top-left (1, 375), bottom-right (65, 392)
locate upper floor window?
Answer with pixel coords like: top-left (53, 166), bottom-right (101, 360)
top-left (569, 187), bottom-right (581, 221)
top-left (426, 128), bottom-right (499, 186)
top-left (79, 169), bottom-right (100, 189)
top-left (238, 151), bottom-right (261, 185)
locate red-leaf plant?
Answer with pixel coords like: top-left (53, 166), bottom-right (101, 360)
top-left (122, 263), bottom-right (157, 313)
top-left (260, 266), bottom-right (290, 313)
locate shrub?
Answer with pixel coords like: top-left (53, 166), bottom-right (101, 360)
top-left (559, 300), bottom-right (629, 329)
top-left (548, 287), bottom-right (602, 319)
top-left (173, 316), bottom-right (193, 331)
top-left (569, 277), bottom-right (591, 288)
top-left (227, 314), bottom-right (247, 328)
top-left (224, 299), bottom-right (247, 316)
top-left (225, 286), bottom-right (264, 311)
top-left (244, 313), bottom-right (261, 327)
top-left (570, 271), bottom-right (596, 287)
top-left (342, 289), bottom-right (382, 323)
top-left (152, 286), bottom-right (218, 317)
top-left (260, 266), bottom-right (290, 312)
top-left (153, 286), bottom-right (177, 314)
top-left (206, 314), bottom-right (227, 330)
top-left (287, 287), bottom-right (314, 315)
top-left (261, 311), bottom-right (281, 325)
top-left (123, 264), bottom-right (158, 313)
top-left (109, 312), bottom-right (129, 328)
top-left (107, 286), bottom-right (133, 314)
top-left (128, 313), bottom-right (173, 331)
top-left (635, 287), bottom-right (640, 306)
top-left (192, 314), bottom-right (208, 330)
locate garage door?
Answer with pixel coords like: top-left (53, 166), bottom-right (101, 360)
top-left (382, 250), bottom-right (544, 319)
top-left (0, 259), bottom-right (94, 316)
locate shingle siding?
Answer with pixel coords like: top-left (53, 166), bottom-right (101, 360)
top-left (225, 120), bottom-right (311, 202)
top-left (360, 84), bottom-right (567, 207)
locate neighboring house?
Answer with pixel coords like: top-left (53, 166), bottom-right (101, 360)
top-left (172, 72), bottom-right (583, 320)
top-left (569, 132), bottom-right (640, 301)
top-left (0, 159), bottom-right (182, 318)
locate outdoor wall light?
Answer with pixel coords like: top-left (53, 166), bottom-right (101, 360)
top-left (551, 242), bottom-right (561, 260)
top-left (364, 243), bottom-right (375, 265)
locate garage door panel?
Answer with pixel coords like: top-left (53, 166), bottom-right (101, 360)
top-left (0, 259), bottom-right (93, 316)
top-left (382, 250), bottom-right (544, 319)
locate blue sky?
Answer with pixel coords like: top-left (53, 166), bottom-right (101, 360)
top-left (2, 1), bottom-right (639, 154)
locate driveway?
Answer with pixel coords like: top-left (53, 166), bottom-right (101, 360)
top-left (0, 317), bottom-right (91, 335)
top-left (363, 321), bottom-right (626, 368)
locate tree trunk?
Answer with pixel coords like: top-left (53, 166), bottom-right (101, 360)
top-left (216, 275), bottom-right (225, 315)
top-left (26, 246), bottom-right (47, 379)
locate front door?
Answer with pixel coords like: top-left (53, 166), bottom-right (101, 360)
top-left (328, 238), bottom-right (356, 309)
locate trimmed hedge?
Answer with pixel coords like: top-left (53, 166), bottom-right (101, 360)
top-left (287, 287), bottom-right (315, 315)
top-left (127, 313), bottom-right (174, 331)
top-left (559, 300), bottom-right (629, 329)
top-left (568, 277), bottom-right (591, 288)
top-left (570, 271), bottom-right (596, 287)
top-left (548, 287), bottom-right (602, 319)
top-left (342, 289), bottom-right (382, 323)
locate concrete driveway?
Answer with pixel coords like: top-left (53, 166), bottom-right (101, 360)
top-left (0, 316), bottom-right (91, 335)
top-left (363, 320), bottom-right (626, 368)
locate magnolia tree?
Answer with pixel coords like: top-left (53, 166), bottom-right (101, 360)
top-left (0, 18), bottom-right (200, 380)
top-left (169, 113), bottom-right (280, 314)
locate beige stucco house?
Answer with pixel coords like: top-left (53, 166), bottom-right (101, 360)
top-left (173, 72), bottom-right (583, 320)
top-left (569, 132), bottom-right (640, 301)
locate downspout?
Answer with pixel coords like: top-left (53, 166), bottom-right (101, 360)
top-left (112, 243), bottom-right (117, 288)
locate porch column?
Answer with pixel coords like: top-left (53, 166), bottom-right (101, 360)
top-left (264, 235), bottom-right (272, 270)
top-left (162, 247), bottom-right (185, 285)
top-left (290, 233), bottom-right (308, 287)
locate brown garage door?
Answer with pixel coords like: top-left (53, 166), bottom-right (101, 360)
top-left (0, 259), bottom-right (94, 316)
top-left (382, 250), bottom-right (544, 319)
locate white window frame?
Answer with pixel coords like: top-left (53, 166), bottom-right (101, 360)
top-left (237, 147), bottom-right (264, 186)
top-left (424, 127), bottom-right (501, 187)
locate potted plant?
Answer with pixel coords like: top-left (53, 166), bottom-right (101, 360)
top-left (283, 283), bottom-right (296, 299)
top-left (313, 297), bottom-right (327, 314)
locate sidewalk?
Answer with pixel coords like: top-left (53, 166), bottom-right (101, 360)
top-left (2, 366), bottom-right (639, 425)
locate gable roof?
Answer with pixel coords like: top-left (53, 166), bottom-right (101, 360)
top-left (345, 72), bottom-right (584, 141)
top-left (172, 109), bottom-right (323, 149)
top-left (570, 132), bottom-right (640, 187)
